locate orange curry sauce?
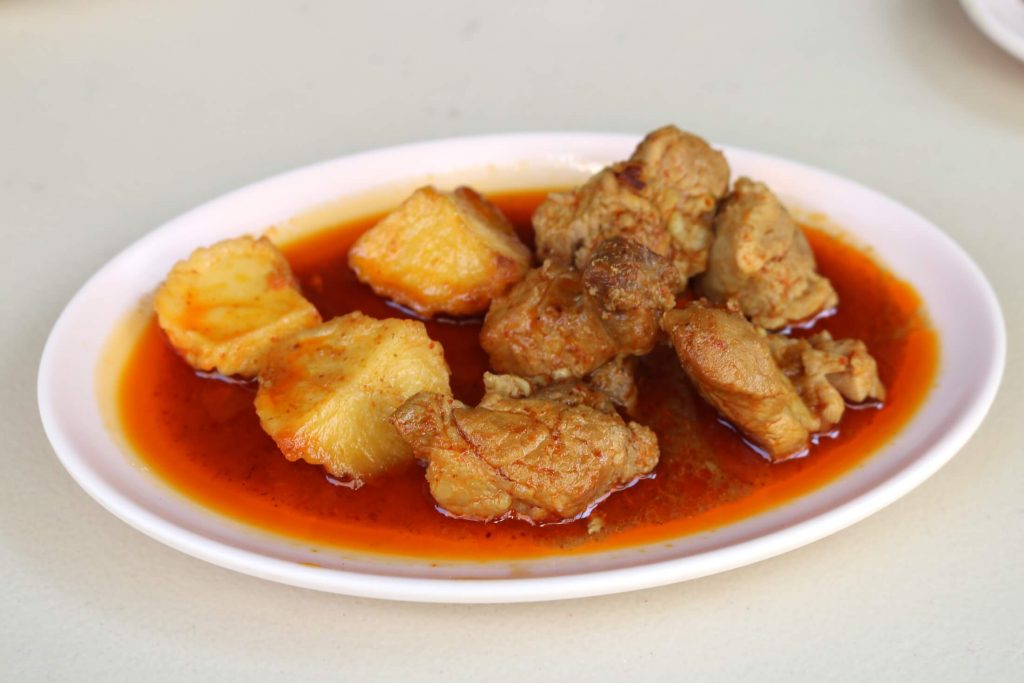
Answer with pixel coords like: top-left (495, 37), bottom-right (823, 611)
top-left (119, 191), bottom-right (939, 559)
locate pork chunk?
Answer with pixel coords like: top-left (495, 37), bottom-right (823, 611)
top-left (586, 356), bottom-right (640, 415)
top-left (582, 236), bottom-right (680, 356)
top-left (390, 380), bottom-right (659, 523)
top-left (767, 331), bottom-right (886, 429)
top-left (661, 302), bottom-right (820, 460)
top-left (582, 236), bottom-right (679, 311)
top-left (533, 163), bottom-right (664, 272)
top-left (699, 177), bottom-right (838, 329)
top-left (481, 238), bottom-right (678, 383)
top-left (480, 260), bottom-right (617, 382)
top-left (534, 125), bottom-right (729, 285)
top-left (631, 125), bottom-right (731, 279)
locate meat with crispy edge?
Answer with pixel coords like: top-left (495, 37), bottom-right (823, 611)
top-left (481, 237), bottom-right (679, 385)
top-left (390, 374), bottom-right (659, 523)
top-left (533, 125), bottom-right (729, 286)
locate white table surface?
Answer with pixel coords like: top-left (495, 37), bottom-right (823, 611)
top-left (3, 1), bottom-right (1022, 680)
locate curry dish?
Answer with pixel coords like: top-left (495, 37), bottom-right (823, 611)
top-left (120, 126), bottom-right (938, 559)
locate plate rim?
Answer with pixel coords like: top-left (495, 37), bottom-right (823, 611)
top-left (961, 0), bottom-right (1024, 62)
top-left (37, 132), bottom-right (1007, 603)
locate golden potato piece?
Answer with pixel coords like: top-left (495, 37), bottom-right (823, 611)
top-left (348, 186), bottom-right (532, 317)
top-left (154, 236), bottom-right (321, 378)
top-left (254, 312), bottom-right (452, 481)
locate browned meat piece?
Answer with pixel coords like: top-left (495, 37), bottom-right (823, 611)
top-left (533, 163), bottom-right (664, 272)
top-left (483, 353), bottom-right (639, 415)
top-left (582, 237), bottom-right (680, 356)
top-left (480, 260), bottom-right (617, 382)
top-left (534, 126), bottom-right (729, 285)
top-left (661, 301), bottom-right (820, 460)
top-left (817, 336), bottom-right (886, 404)
top-left (586, 356), bottom-right (639, 415)
top-left (479, 371), bottom-right (533, 400)
top-left (699, 177), bottom-right (838, 330)
top-left (481, 238), bottom-right (679, 383)
top-left (390, 379), bottom-right (659, 523)
top-left (631, 126), bottom-right (731, 279)
top-left (582, 236), bottom-right (679, 311)
top-left (767, 331), bottom-right (886, 429)
top-left (511, 374), bottom-right (617, 413)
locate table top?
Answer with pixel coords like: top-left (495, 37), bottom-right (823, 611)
top-left (3, 1), bottom-right (1021, 680)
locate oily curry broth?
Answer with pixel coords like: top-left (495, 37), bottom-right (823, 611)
top-left (119, 191), bottom-right (938, 559)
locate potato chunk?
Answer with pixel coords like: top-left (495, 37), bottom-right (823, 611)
top-left (254, 312), bottom-right (452, 481)
top-left (348, 186), bottom-right (531, 317)
top-left (154, 236), bottom-right (321, 378)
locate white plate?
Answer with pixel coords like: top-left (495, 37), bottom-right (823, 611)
top-left (962, 0), bottom-right (1024, 62)
top-left (38, 133), bottom-right (1005, 603)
